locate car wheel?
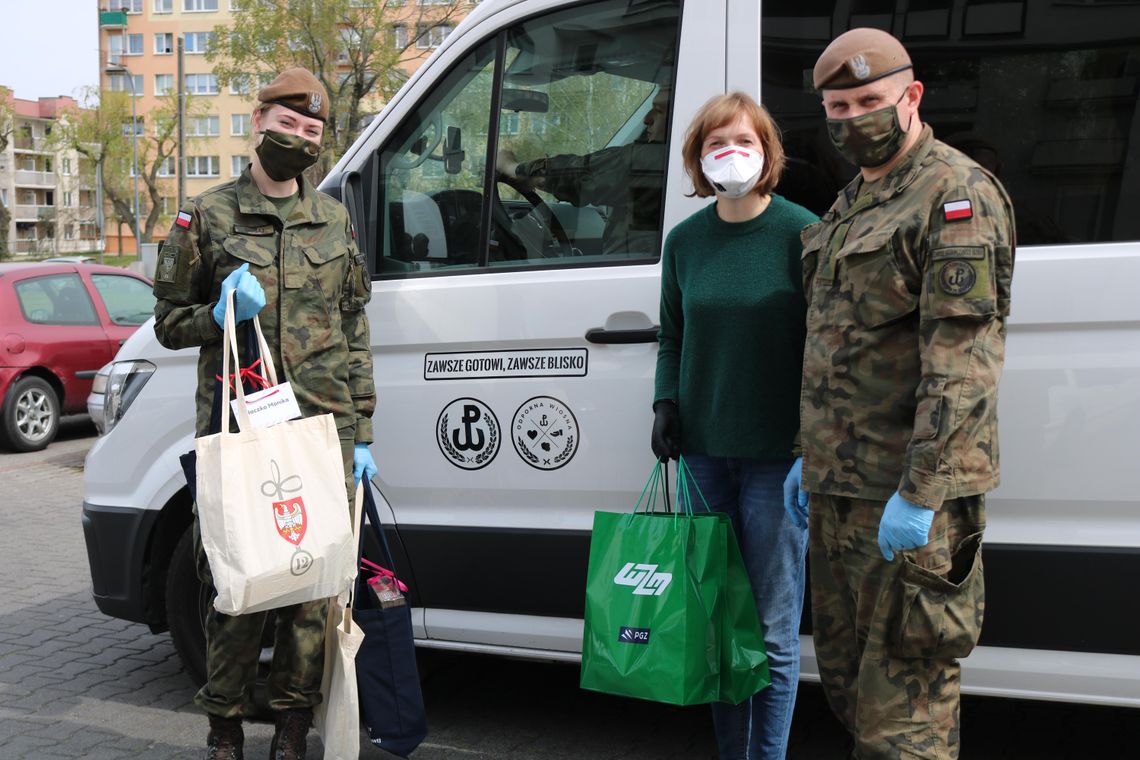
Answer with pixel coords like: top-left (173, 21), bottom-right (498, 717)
top-left (166, 525), bottom-right (276, 710)
top-left (166, 527), bottom-right (209, 687)
top-left (0, 376), bottom-right (59, 452)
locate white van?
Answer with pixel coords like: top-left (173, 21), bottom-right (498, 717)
top-left (82, 0), bottom-right (1140, 706)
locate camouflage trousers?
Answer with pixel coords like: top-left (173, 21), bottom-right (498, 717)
top-left (193, 435), bottom-right (357, 718)
top-left (809, 493), bottom-right (986, 760)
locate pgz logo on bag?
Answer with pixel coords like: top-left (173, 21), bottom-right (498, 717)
top-left (619, 626), bottom-right (651, 645)
top-left (261, 459), bottom-right (313, 576)
top-left (613, 562), bottom-right (672, 596)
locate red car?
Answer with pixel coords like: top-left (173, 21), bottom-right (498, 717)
top-left (0, 262), bottom-right (155, 452)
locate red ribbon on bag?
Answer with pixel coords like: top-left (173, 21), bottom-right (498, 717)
top-left (216, 358), bottom-right (271, 392)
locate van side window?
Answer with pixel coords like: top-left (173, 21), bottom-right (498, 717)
top-left (375, 0), bottom-right (680, 277)
top-left (762, 0), bottom-right (1140, 246)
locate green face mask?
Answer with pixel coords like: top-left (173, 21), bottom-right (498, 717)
top-left (255, 129), bottom-right (320, 181)
top-left (826, 90), bottom-right (911, 168)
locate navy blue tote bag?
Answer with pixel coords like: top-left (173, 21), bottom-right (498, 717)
top-left (355, 484), bottom-right (428, 758)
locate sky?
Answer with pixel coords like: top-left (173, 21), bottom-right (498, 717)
top-left (1, 1), bottom-right (100, 103)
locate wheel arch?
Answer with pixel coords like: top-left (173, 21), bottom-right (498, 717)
top-left (140, 485), bottom-right (194, 633)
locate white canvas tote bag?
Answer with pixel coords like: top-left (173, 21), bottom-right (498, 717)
top-left (315, 485), bottom-right (366, 760)
top-left (195, 292), bottom-right (355, 615)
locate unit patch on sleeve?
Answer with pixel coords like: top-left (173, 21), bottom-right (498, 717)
top-left (938, 259), bottom-right (977, 296)
top-left (156, 242), bottom-right (178, 284)
top-left (175, 210), bottom-right (193, 229)
top-left (942, 199), bottom-right (973, 222)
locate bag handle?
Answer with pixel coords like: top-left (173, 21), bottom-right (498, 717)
top-left (358, 482), bottom-right (409, 605)
top-left (219, 289), bottom-right (278, 434)
top-left (339, 484), bottom-right (366, 627)
top-left (675, 455), bottom-right (711, 516)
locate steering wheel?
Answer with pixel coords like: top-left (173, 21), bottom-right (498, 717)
top-left (389, 112), bottom-right (444, 171)
top-left (494, 174), bottom-right (576, 259)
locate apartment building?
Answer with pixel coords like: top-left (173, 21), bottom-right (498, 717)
top-left (1, 93), bottom-right (99, 258)
top-left (97, 0), bottom-right (475, 253)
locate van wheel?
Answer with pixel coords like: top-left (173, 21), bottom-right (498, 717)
top-left (166, 525), bottom-right (276, 711)
top-left (0, 376), bottom-right (59, 452)
top-left (166, 527), bottom-right (209, 687)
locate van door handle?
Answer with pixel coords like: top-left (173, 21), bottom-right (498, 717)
top-left (584, 326), bottom-right (659, 344)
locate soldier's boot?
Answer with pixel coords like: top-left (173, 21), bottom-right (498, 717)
top-left (269, 707), bottom-right (313, 760)
top-left (205, 714), bottom-right (244, 760)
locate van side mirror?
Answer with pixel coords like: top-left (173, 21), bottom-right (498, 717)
top-left (501, 88), bottom-right (549, 113)
top-left (443, 126), bottom-right (465, 175)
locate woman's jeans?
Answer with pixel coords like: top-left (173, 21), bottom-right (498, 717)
top-left (683, 455), bottom-right (808, 760)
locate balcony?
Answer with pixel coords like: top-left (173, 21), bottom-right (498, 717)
top-left (12, 205), bottom-right (54, 222)
top-left (13, 137), bottom-right (49, 153)
top-left (14, 170), bottom-right (57, 188)
top-left (100, 10), bottom-right (128, 28)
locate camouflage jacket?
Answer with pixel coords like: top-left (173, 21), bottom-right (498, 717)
top-left (152, 169), bottom-right (374, 443)
top-left (519, 141), bottom-right (665, 255)
top-left (799, 126), bottom-right (1015, 509)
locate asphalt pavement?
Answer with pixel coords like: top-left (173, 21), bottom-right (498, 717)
top-left (0, 420), bottom-right (1137, 759)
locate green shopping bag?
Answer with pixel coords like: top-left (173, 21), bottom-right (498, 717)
top-left (580, 462), bottom-right (726, 705)
top-left (677, 458), bottom-right (772, 704)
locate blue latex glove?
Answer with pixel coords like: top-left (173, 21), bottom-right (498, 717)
top-left (877, 491), bottom-right (934, 561)
top-left (212, 263), bottom-right (266, 327)
top-left (353, 444), bottom-right (378, 484)
top-left (782, 457), bottom-right (809, 529)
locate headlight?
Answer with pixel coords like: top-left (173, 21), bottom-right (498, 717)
top-left (91, 366), bottom-right (110, 395)
top-left (104, 360), bottom-right (156, 433)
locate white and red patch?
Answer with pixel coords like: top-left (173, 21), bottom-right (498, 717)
top-left (943, 199), bottom-right (973, 222)
top-left (175, 211), bottom-right (193, 229)
top-left (272, 497), bottom-right (307, 545)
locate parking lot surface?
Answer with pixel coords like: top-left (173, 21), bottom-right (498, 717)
top-left (1, 421), bottom-right (1137, 759)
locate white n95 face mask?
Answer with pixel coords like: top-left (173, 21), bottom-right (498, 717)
top-left (700, 146), bottom-right (765, 199)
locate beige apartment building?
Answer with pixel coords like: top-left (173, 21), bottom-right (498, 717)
top-left (1, 93), bottom-right (100, 258)
top-left (97, 0), bottom-right (474, 253)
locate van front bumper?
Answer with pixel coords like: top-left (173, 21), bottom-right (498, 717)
top-left (82, 501), bottom-right (159, 625)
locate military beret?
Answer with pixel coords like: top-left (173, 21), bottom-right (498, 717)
top-left (813, 28), bottom-right (912, 91)
top-left (257, 67), bottom-right (328, 122)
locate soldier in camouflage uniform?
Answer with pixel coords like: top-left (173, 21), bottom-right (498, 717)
top-left (781, 29), bottom-right (1015, 759)
top-left (152, 68), bottom-right (375, 760)
top-left (495, 88), bottom-right (669, 255)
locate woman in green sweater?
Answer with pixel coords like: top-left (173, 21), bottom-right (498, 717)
top-left (652, 92), bottom-right (817, 760)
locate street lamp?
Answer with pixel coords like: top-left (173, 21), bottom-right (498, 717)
top-left (104, 62), bottom-right (143, 257)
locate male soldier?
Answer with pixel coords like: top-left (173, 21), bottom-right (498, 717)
top-left (781, 29), bottom-right (1015, 759)
top-left (152, 67), bottom-right (376, 760)
top-left (495, 87), bottom-right (669, 255)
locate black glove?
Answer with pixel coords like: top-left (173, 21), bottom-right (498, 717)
top-left (650, 400), bottom-right (681, 461)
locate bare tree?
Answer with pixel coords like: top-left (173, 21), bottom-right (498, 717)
top-left (0, 87), bottom-right (14, 259)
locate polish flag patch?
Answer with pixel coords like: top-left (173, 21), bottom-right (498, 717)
top-left (175, 211), bottom-right (192, 229)
top-left (943, 199), bottom-right (973, 222)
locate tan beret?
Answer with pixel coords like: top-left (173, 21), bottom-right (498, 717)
top-left (257, 67), bottom-right (328, 122)
top-left (813, 28), bottom-right (912, 91)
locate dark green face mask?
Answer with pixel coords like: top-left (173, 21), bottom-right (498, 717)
top-left (255, 129), bottom-right (320, 181)
top-left (826, 90), bottom-right (910, 168)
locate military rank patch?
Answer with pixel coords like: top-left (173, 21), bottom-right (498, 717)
top-left (175, 210), bottom-right (193, 229)
top-left (943, 199), bottom-right (973, 222)
top-left (938, 260), bottom-right (977, 296)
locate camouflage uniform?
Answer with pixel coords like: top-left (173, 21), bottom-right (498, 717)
top-left (800, 125), bottom-right (1014, 758)
top-left (517, 141), bottom-right (666, 255)
top-left (153, 168), bottom-right (373, 717)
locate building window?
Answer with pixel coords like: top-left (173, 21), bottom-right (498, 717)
top-left (123, 34), bottom-right (144, 56)
top-left (63, 192), bottom-right (73, 207)
top-left (186, 156), bottom-right (220, 177)
top-left (390, 24), bottom-right (408, 49)
top-left (186, 115), bottom-right (220, 137)
top-left (160, 197), bottom-right (175, 215)
top-left (109, 73), bottom-right (144, 96)
top-left (417, 0), bottom-right (451, 5)
top-left (123, 0), bottom-right (144, 12)
top-left (154, 0), bottom-right (173, 13)
top-left (61, 158), bottom-right (71, 175)
top-left (122, 117), bottom-right (145, 137)
top-left (185, 74), bottom-right (219, 95)
top-left (157, 156), bottom-right (177, 177)
top-left (415, 23), bottom-right (452, 49)
top-left (184, 31), bottom-right (214, 54)
top-left (231, 113), bottom-right (251, 136)
top-left (231, 155), bottom-right (251, 176)
top-left (229, 75), bottom-right (251, 96)
top-left (155, 74), bottom-right (174, 96)
top-left (155, 33), bottom-right (174, 54)
top-left (184, 0), bottom-right (219, 10)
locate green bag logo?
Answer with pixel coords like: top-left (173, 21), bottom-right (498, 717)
top-left (614, 562), bottom-right (672, 596)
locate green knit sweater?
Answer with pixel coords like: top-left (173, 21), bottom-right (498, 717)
top-left (654, 195), bottom-right (818, 459)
